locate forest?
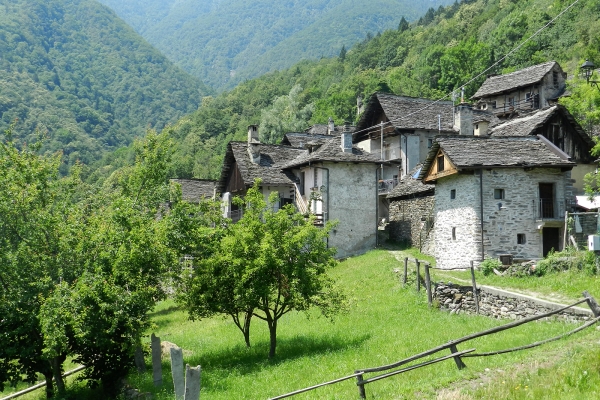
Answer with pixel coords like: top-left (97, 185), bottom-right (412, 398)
top-left (150, 0), bottom-right (600, 181)
top-left (0, 0), bottom-right (210, 174)
top-left (97, 0), bottom-right (454, 90)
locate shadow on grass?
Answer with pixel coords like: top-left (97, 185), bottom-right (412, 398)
top-left (184, 332), bottom-right (371, 393)
top-left (148, 304), bottom-right (183, 317)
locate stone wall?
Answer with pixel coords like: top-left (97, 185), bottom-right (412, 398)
top-left (388, 194), bottom-right (434, 251)
top-left (434, 282), bottom-right (592, 322)
top-left (572, 212), bottom-right (598, 249)
top-left (434, 168), bottom-right (573, 269)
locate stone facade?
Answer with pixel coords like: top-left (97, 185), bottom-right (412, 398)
top-left (435, 282), bottom-right (592, 322)
top-left (435, 168), bottom-right (574, 269)
top-left (388, 194), bottom-right (434, 252)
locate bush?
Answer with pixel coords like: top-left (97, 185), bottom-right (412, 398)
top-left (480, 258), bottom-right (502, 276)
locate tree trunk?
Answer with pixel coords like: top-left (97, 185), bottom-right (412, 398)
top-left (43, 370), bottom-right (54, 399)
top-left (51, 357), bottom-right (66, 396)
top-left (268, 318), bottom-right (277, 359)
top-left (243, 310), bottom-right (252, 348)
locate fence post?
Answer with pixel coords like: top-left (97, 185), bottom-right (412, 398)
top-left (184, 364), bottom-right (201, 400)
top-left (403, 257), bottom-right (408, 287)
top-left (151, 333), bottom-right (162, 386)
top-left (356, 373), bottom-right (366, 399)
top-left (470, 261), bottom-right (480, 314)
top-left (170, 346), bottom-right (185, 400)
top-left (425, 263), bottom-right (432, 307)
top-left (415, 259), bottom-right (420, 293)
top-left (449, 344), bottom-right (467, 370)
top-left (583, 291), bottom-right (600, 317)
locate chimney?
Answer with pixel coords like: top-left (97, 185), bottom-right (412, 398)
top-left (248, 125), bottom-right (259, 144)
top-left (247, 125), bottom-right (260, 164)
top-left (328, 117), bottom-right (335, 135)
top-left (341, 122), bottom-right (353, 153)
top-left (454, 103), bottom-right (474, 136)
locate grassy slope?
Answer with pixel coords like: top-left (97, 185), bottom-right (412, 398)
top-left (125, 251), bottom-right (600, 398)
top-left (4, 249), bottom-right (598, 399)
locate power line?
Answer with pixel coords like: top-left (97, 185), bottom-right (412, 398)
top-left (352, 0), bottom-right (583, 138)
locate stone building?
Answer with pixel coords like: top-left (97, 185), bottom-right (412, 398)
top-left (386, 168), bottom-right (435, 253)
top-left (420, 136), bottom-right (575, 269)
top-left (170, 179), bottom-right (217, 202)
top-left (472, 61), bottom-right (567, 117)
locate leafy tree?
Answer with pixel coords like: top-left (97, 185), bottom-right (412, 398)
top-left (259, 85), bottom-right (314, 144)
top-left (177, 181), bottom-right (345, 358)
top-left (339, 45), bottom-right (347, 62)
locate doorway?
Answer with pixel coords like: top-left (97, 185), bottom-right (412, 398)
top-left (542, 227), bottom-right (560, 257)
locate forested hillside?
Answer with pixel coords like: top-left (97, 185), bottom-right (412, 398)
top-left (155, 0), bottom-right (600, 181)
top-left (0, 0), bottom-right (210, 173)
top-left (97, 0), bottom-right (453, 91)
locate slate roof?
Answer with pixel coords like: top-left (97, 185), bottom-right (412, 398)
top-left (419, 136), bottom-right (575, 180)
top-left (217, 142), bottom-right (306, 193)
top-left (355, 93), bottom-right (456, 140)
top-left (304, 124), bottom-right (356, 135)
top-left (170, 179), bottom-right (216, 201)
top-left (387, 166), bottom-right (434, 200)
top-left (281, 132), bottom-right (339, 148)
top-left (489, 105), bottom-right (593, 147)
top-left (472, 61), bottom-right (558, 99)
top-left (281, 137), bottom-right (386, 169)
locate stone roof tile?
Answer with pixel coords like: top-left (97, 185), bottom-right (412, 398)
top-left (472, 61), bottom-right (557, 99)
top-left (170, 179), bottom-right (216, 202)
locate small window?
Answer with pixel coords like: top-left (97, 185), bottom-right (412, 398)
top-left (452, 227), bottom-right (456, 241)
top-left (427, 138), bottom-right (433, 148)
top-left (494, 189), bottom-right (505, 199)
top-left (450, 189), bottom-right (456, 199)
top-left (492, 101), bottom-right (497, 109)
top-left (553, 71), bottom-right (559, 86)
top-left (437, 154), bottom-right (445, 172)
top-left (525, 92), bottom-right (532, 102)
top-left (508, 97), bottom-right (515, 106)
top-left (517, 234), bottom-right (526, 244)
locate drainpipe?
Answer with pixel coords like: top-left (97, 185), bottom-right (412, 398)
top-left (479, 168), bottom-right (485, 261)
top-left (376, 165), bottom-right (380, 247)
top-left (312, 165), bottom-right (330, 248)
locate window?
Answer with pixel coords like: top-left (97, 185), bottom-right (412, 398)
top-left (553, 71), bottom-right (559, 86)
top-left (452, 227), bottom-right (457, 241)
top-left (492, 101), bottom-right (497, 109)
top-left (508, 97), bottom-right (515, 106)
top-left (525, 92), bottom-right (532, 102)
top-left (450, 189), bottom-right (456, 199)
top-left (299, 171), bottom-right (305, 195)
top-left (517, 234), bottom-right (526, 244)
top-left (313, 168), bottom-right (318, 187)
top-left (427, 138), bottom-right (433, 148)
top-left (494, 189), bottom-right (505, 199)
top-left (437, 154), bottom-right (445, 172)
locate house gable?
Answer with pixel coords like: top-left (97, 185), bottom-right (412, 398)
top-left (225, 160), bottom-right (246, 194)
top-left (423, 149), bottom-right (457, 183)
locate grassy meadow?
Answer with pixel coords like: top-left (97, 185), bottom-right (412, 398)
top-left (3, 249), bottom-right (600, 399)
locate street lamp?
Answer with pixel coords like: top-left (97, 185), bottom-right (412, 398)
top-left (580, 59), bottom-right (600, 91)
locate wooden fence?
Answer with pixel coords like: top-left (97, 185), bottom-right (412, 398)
top-left (268, 286), bottom-right (600, 399)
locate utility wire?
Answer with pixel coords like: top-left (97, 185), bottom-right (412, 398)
top-left (352, 0), bottom-right (583, 137)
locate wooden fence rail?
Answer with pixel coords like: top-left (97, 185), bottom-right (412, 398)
top-left (268, 292), bottom-right (600, 400)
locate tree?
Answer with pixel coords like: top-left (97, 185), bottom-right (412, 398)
top-left (177, 181), bottom-right (345, 358)
top-left (339, 45), bottom-right (347, 61)
top-left (398, 16), bottom-right (409, 32)
top-left (259, 85), bottom-right (314, 144)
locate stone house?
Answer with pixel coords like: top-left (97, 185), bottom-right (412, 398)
top-left (488, 104), bottom-right (595, 194)
top-left (170, 179), bottom-right (217, 202)
top-left (386, 167), bottom-right (435, 253)
top-left (420, 136), bottom-right (575, 269)
top-left (217, 126), bottom-right (306, 221)
top-left (472, 61), bottom-right (567, 118)
top-left (217, 125), bottom-right (386, 258)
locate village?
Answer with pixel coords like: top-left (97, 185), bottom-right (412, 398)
top-left (174, 60), bottom-right (599, 268)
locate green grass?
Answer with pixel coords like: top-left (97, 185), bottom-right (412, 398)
top-left (6, 249), bottom-right (600, 399)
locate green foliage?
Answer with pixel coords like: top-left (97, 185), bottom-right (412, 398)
top-left (177, 180), bottom-right (344, 358)
top-left (535, 249), bottom-right (597, 277)
top-left (0, 0), bottom-right (210, 173)
top-left (481, 258), bottom-right (503, 276)
top-left (98, 0), bottom-right (454, 91)
top-left (259, 85), bottom-right (314, 144)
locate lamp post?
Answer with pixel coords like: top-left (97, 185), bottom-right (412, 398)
top-left (580, 59), bottom-right (600, 91)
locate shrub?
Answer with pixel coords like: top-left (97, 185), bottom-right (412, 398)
top-left (480, 258), bottom-right (502, 276)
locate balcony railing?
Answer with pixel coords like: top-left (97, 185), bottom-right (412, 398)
top-left (536, 198), bottom-right (565, 220)
top-left (378, 178), bottom-right (399, 194)
top-left (492, 94), bottom-right (540, 115)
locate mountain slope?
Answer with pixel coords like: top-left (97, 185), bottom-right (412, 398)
top-left (0, 0), bottom-right (210, 171)
top-left (148, 0), bottom-right (600, 181)
top-left (97, 0), bottom-right (453, 91)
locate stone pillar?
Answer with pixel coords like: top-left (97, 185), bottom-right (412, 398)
top-left (184, 364), bottom-right (201, 400)
top-left (134, 345), bottom-right (146, 373)
top-left (170, 347), bottom-right (185, 400)
top-left (151, 333), bottom-right (162, 386)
